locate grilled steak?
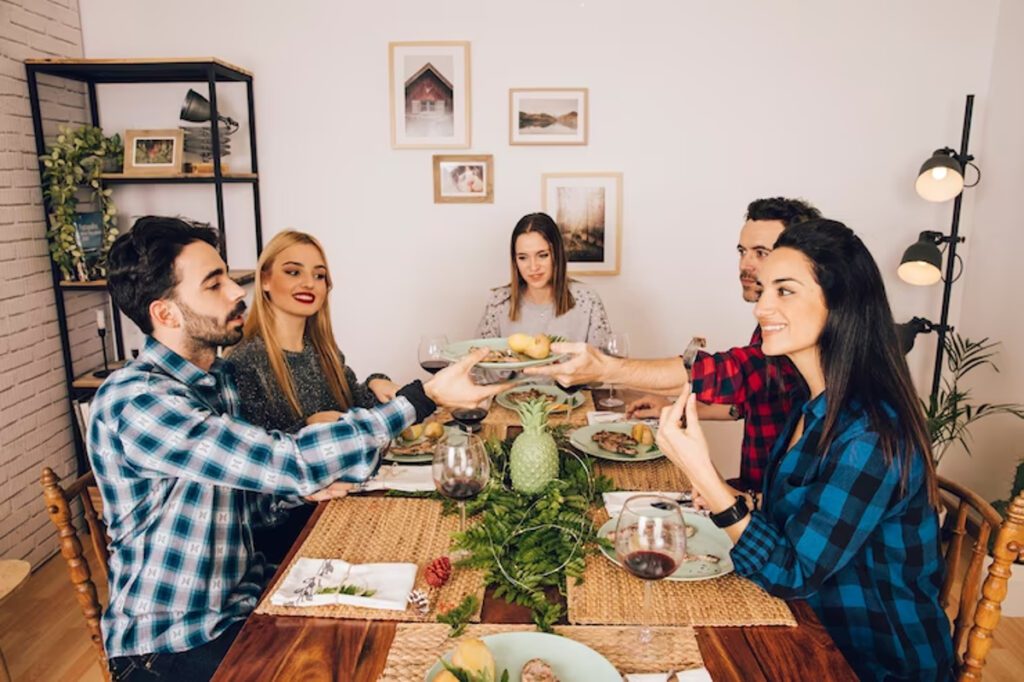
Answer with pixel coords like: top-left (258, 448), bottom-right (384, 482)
top-left (521, 658), bottom-right (559, 682)
top-left (507, 388), bottom-right (558, 405)
top-left (592, 430), bottom-right (639, 455)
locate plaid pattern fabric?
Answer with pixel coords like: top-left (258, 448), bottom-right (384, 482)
top-left (731, 394), bottom-right (953, 681)
top-left (689, 327), bottom-right (806, 489)
top-left (87, 337), bottom-right (414, 658)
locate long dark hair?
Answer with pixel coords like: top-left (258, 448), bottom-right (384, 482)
top-left (774, 220), bottom-right (938, 504)
top-left (508, 212), bottom-right (574, 321)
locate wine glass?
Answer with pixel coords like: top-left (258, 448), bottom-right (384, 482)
top-left (432, 430), bottom-right (490, 533)
top-left (599, 332), bottom-right (631, 408)
top-left (451, 396), bottom-right (491, 434)
top-left (614, 495), bottom-right (688, 645)
top-left (418, 334), bottom-right (450, 375)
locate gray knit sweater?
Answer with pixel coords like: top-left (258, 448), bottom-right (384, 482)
top-left (228, 334), bottom-right (389, 434)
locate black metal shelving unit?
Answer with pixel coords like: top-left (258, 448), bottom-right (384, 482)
top-left (25, 58), bottom-right (264, 472)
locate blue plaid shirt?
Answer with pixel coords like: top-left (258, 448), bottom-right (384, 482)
top-left (87, 337), bottom-right (415, 658)
top-left (731, 393), bottom-right (953, 681)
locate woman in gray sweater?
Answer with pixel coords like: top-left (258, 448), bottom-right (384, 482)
top-left (227, 229), bottom-right (399, 563)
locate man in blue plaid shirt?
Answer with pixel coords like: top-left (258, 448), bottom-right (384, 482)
top-left (89, 217), bottom-right (506, 680)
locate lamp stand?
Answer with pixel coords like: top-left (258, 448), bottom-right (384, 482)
top-left (929, 94), bottom-right (974, 406)
top-left (93, 327), bottom-right (111, 378)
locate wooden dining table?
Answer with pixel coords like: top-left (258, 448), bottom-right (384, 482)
top-left (214, 388), bottom-right (857, 680)
top-left (213, 502), bottom-right (856, 681)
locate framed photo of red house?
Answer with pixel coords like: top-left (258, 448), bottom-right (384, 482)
top-left (389, 41), bottom-right (471, 149)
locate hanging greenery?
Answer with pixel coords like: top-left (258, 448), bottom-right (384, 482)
top-left (449, 428), bottom-right (614, 632)
top-left (40, 125), bottom-right (122, 281)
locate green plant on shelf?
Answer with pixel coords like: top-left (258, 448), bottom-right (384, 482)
top-left (40, 125), bottom-right (122, 281)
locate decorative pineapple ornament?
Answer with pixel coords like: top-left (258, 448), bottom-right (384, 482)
top-left (510, 398), bottom-right (559, 494)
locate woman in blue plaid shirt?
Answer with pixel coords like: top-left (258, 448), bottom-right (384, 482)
top-left (656, 220), bottom-right (953, 681)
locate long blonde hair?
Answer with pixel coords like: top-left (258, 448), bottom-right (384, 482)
top-left (238, 230), bottom-right (352, 416)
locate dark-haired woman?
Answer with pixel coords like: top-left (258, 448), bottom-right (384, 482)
top-left (476, 212), bottom-right (612, 345)
top-left (655, 220), bottom-right (953, 681)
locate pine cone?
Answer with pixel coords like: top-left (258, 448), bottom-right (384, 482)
top-left (425, 556), bottom-right (452, 588)
top-left (408, 589), bottom-right (430, 614)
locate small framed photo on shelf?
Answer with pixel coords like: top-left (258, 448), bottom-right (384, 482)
top-left (510, 88), bottom-right (588, 146)
top-left (389, 41), bottom-right (471, 149)
top-left (433, 154), bottom-right (493, 204)
top-left (123, 129), bottom-right (183, 176)
top-left (542, 172), bottom-right (622, 276)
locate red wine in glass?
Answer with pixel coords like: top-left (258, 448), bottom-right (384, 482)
top-left (451, 407), bottom-right (488, 433)
top-left (439, 477), bottom-right (485, 500)
top-left (420, 360), bottom-right (451, 375)
top-left (624, 550), bottom-right (679, 580)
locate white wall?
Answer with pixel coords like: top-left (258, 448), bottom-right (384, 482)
top-left (78, 0), bottom-right (1010, 481)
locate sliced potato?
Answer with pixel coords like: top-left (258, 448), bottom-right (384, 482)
top-left (631, 423), bottom-right (654, 445)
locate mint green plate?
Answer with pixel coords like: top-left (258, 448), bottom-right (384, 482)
top-left (384, 425), bottom-right (459, 464)
top-left (599, 511), bottom-right (734, 581)
top-left (442, 337), bottom-right (567, 370)
top-left (496, 384), bottom-right (585, 412)
top-left (569, 422), bottom-right (663, 462)
top-left (425, 631), bottom-right (620, 681)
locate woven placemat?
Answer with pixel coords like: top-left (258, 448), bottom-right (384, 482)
top-left (255, 498), bottom-right (484, 622)
top-left (379, 622), bottom-right (704, 679)
top-left (567, 511), bottom-right (795, 627)
top-left (594, 457), bottom-right (692, 491)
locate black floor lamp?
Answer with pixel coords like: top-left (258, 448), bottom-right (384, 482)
top-left (897, 94), bottom-right (979, 405)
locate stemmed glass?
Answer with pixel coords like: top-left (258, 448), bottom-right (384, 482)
top-left (418, 334), bottom-right (450, 375)
top-left (599, 332), bottom-right (631, 408)
top-left (432, 430), bottom-right (490, 532)
top-left (614, 495), bottom-right (688, 645)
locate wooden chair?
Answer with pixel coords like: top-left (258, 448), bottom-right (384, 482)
top-left (937, 477), bottom-right (1024, 680)
top-left (40, 467), bottom-right (110, 680)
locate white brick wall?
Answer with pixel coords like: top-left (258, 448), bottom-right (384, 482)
top-left (0, 0), bottom-right (111, 568)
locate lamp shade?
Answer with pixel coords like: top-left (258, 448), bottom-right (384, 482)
top-left (915, 149), bottom-right (964, 202)
top-left (180, 89), bottom-right (213, 123)
top-left (898, 235), bottom-right (943, 286)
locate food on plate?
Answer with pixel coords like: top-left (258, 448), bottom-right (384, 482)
top-left (471, 346), bottom-right (523, 363)
top-left (450, 638), bottom-right (496, 681)
top-left (507, 333), bottom-right (534, 354)
top-left (520, 334), bottom-right (551, 360)
top-left (400, 424), bottom-right (425, 442)
top-left (630, 423), bottom-right (654, 446)
top-left (591, 429), bottom-right (640, 456)
top-left (607, 523), bottom-right (696, 542)
top-left (521, 658), bottom-right (559, 682)
top-left (424, 422), bottom-right (445, 440)
top-left (681, 552), bottom-right (720, 563)
top-left (506, 388), bottom-right (561, 406)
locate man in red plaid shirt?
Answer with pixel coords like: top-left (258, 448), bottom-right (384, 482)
top-left (527, 197), bottom-right (819, 490)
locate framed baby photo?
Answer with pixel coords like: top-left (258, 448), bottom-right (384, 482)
top-left (509, 88), bottom-right (588, 146)
top-left (389, 41), bottom-right (471, 149)
top-left (433, 154), bottom-right (493, 204)
top-left (542, 172), bottom-right (622, 275)
top-left (122, 129), bottom-right (184, 176)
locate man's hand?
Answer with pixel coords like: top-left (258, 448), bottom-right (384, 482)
top-left (303, 481), bottom-right (356, 502)
top-left (368, 378), bottom-right (400, 403)
top-left (521, 342), bottom-right (613, 386)
top-left (306, 410), bottom-right (343, 425)
top-left (424, 347), bottom-right (512, 409)
top-left (626, 394), bottom-right (671, 419)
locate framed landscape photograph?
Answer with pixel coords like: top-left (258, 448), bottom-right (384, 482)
top-left (542, 172), bottom-right (622, 275)
top-left (510, 88), bottom-right (588, 146)
top-left (123, 129), bottom-right (183, 176)
top-left (389, 41), bottom-right (471, 149)
top-left (433, 154), bottom-right (493, 203)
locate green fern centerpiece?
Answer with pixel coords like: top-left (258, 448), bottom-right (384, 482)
top-left (509, 398), bottom-right (559, 494)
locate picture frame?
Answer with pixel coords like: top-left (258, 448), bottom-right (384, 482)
top-left (389, 41), bottom-right (471, 149)
top-left (542, 172), bottom-right (623, 276)
top-left (510, 88), bottom-right (588, 146)
top-left (433, 154), bottom-right (493, 203)
top-left (73, 211), bottom-right (104, 258)
top-left (122, 128), bottom-right (183, 176)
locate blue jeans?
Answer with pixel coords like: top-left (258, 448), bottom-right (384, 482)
top-left (108, 620), bottom-right (244, 681)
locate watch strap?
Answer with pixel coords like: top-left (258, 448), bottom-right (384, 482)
top-left (709, 495), bottom-right (751, 528)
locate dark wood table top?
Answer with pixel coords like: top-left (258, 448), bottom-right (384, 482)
top-left (213, 502), bottom-right (857, 681)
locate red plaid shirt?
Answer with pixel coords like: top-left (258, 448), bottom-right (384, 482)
top-left (689, 327), bottom-right (806, 490)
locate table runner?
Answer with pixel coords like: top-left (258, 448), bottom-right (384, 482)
top-left (379, 622), bottom-right (705, 679)
top-left (255, 498), bottom-right (484, 622)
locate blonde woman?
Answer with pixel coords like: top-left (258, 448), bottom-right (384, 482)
top-left (228, 229), bottom-right (399, 560)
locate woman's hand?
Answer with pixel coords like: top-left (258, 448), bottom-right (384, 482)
top-left (306, 410), bottom-right (343, 425)
top-left (655, 384), bottom-right (714, 480)
top-left (626, 394), bottom-right (670, 419)
top-left (368, 378), bottom-right (400, 403)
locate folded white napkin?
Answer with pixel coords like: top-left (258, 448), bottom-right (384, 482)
top-left (603, 491), bottom-right (692, 516)
top-left (625, 669), bottom-right (712, 682)
top-left (587, 410), bottom-right (626, 425)
top-left (270, 557), bottom-right (416, 611)
top-left (356, 465), bottom-right (435, 493)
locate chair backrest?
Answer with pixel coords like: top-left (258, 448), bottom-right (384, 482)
top-left (40, 466), bottom-right (109, 680)
top-left (958, 488), bottom-right (1024, 681)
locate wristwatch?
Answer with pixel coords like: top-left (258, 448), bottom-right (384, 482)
top-left (709, 495), bottom-right (751, 528)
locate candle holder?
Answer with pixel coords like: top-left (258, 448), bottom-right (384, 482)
top-left (93, 327), bottom-right (111, 378)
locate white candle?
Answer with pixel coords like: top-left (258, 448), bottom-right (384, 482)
top-left (95, 309), bottom-right (106, 330)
